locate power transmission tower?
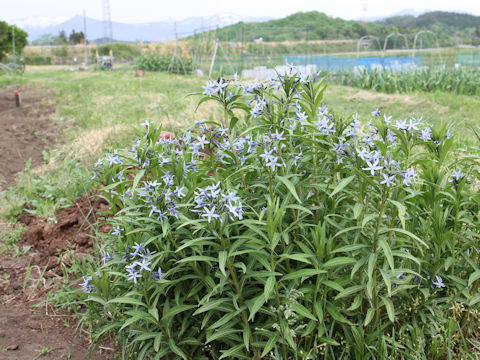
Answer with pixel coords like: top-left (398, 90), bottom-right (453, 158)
top-left (102, 0), bottom-right (113, 42)
top-left (168, 22), bottom-right (187, 74)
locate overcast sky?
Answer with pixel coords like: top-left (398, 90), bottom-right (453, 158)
top-left (3, 0), bottom-right (480, 25)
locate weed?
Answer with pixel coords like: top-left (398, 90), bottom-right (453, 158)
top-left (34, 346), bottom-right (53, 358)
top-left (0, 224), bottom-right (27, 254)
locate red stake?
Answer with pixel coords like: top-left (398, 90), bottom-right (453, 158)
top-left (14, 90), bottom-right (20, 107)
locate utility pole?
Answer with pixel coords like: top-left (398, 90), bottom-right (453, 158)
top-left (12, 26), bottom-right (15, 55)
top-left (83, 9), bottom-right (88, 65)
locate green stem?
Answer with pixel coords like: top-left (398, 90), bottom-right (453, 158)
top-left (372, 188), bottom-right (387, 342)
top-left (218, 232), bottom-right (260, 360)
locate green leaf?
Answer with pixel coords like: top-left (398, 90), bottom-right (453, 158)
top-left (206, 328), bottom-right (241, 344)
top-left (280, 253), bottom-right (314, 265)
top-left (322, 280), bottom-right (345, 292)
top-left (208, 311), bottom-right (239, 330)
top-left (332, 244), bottom-right (370, 254)
top-left (468, 270), bottom-right (480, 287)
top-left (276, 175), bottom-right (302, 203)
top-left (176, 255), bottom-right (217, 264)
top-left (219, 344), bottom-right (247, 359)
top-left (362, 214), bottom-right (377, 228)
top-left (248, 295), bottom-right (265, 321)
top-left (108, 296), bottom-right (146, 307)
top-left (468, 295), bottom-right (480, 306)
top-left (381, 296), bottom-right (395, 323)
top-left (379, 228), bottom-right (428, 249)
top-left (162, 304), bottom-right (196, 319)
top-left (326, 303), bottom-right (351, 324)
top-left (194, 298), bottom-right (230, 315)
top-left (148, 306), bottom-right (159, 321)
top-left (330, 175), bottom-right (355, 197)
top-left (280, 319), bottom-right (296, 349)
top-left (364, 308), bottom-right (375, 326)
top-left (391, 250), bottom-right (420, 265)
top-left (335, 285), bottom-right (365, 300)
top-left (243, 324), bottom-right (250, 352)
top-left (132, 169), bottom-right (145, 190)
top-left (367, 253), bottom-right (377, 282)
top-left (388, 199), bottom-right (406, 229)
top-left (319, 337), bottom-right (340, 346)
top-left (353, 203), bottom-right (364, 219)
top-left (169, 338), bottom-right (188, 359)
top-left (314, 302), bottom-right (323, 321)
top-left (322, 257), bottom-right (356, 269)
top-left (261, 332), bottom-right (280, 357)
top-left (280, 268), bottom-right (326, 281)
top-left (264, 276), bottom-right (275, 301)
top-left (347, 295), bottom-right (362, 311)
top-left (380, 269), bottom-right (392, 297)
top-left (292, 303), bottom-right (317, 321)
top-left (379, 238), bottom-right (395, 271)
top-left (219, 251), bottom-right (227, 277)
top-left (132, 332), bottom-right (158, 343)
top-left (366, 278), bottom-right (375, 301)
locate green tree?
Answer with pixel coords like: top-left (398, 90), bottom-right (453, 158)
top-left (58, 30), bottom-right (67, 43)
top-left (69, 29), bottom-right (85, 44)
top-left (0, 21), bottom-right (28, 61)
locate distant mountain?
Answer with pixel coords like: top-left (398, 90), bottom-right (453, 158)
top-left (207, 10), bottom-right (480, 46)
top-left (361, 9), bottom-right (427, 22)
top-left (21, 14), bottom-right (273, 42)
top-left (381, 11), bottom-right (480, 30)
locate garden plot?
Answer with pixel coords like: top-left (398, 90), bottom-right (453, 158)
top-left (0, 85), bottom-right (61, 188)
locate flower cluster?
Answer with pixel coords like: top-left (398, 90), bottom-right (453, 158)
top-left (191, 182), bottom-right (243, 223)
top-left (121, 242), bottom-right (164, 284)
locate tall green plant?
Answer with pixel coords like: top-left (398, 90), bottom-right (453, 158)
top-left (61, 69), bottom-right (480, 359)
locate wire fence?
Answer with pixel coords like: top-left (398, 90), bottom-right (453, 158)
top-left (188, 25), bottom-right (480, 78)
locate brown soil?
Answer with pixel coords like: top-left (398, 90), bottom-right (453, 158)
top-left (17, 192), bottom-right (111, 276)
top-left (0, 85), bottom-right (61, 189)
top-left (0, 192), bottom-right (112, 359)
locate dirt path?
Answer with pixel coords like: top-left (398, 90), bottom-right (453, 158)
top-left (0, 83), bottom-right (113, 359)
top-left (0, 85), bottom-right (62, 189)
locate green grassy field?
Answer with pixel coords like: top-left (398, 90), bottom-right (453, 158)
top-left (0, 67), bottom-right (479, 221)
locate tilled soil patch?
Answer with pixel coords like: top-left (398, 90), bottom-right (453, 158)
top-left (0, 85), bottom-right (62, 188)
top-left (17, 191), bottom-right (111, 276)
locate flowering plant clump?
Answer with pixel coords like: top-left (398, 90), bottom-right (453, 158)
top-left (77, 67), bottom-right (480, 359)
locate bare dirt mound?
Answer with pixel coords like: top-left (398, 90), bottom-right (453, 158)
top-left (0, 85), bottom-right (61, 189)
top-left (17, 191), bottom-right (111, 277)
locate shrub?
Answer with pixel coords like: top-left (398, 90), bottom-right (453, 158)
top-left (136, 54), bottom-right (192, 74)
top-left (24, 56), bottom-right (51, 65)
top-left (97, 42), bottom-right (141, 59)
top-left (67, 69), bottom-right (480, 359)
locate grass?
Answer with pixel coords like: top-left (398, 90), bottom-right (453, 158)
top-left (0, 223), bottom-right (28, 254)
top-left (323, 84), bottom-right (480, 146)
top-left (1, 67), bottom-right (479, 222)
